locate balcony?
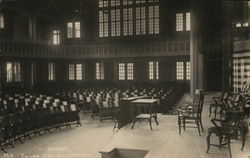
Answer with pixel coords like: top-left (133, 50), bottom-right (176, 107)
top-left (0, 41), bottom-right (190, 59)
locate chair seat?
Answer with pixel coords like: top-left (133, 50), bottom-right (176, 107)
top-left (136, 114), bottom-right (152, 119)
top-left (208, 126), bottom-right (235, 135)
top-left (210, 103), bottom-right (223, 107)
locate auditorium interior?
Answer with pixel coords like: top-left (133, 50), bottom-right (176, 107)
top-left (0, 0), bottom-right (250, 158)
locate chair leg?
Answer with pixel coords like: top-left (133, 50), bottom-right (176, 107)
top-left (199, 118), bottom-right (204, 132)
top-left (149, 118), bottom-right (152, 130)
top-left (183, 118), bottom-right (186, 131)
top-left (219, 135), bottom-right (223, 149)
top-left (113, 121), bottom-right (118, 131)
top-left (214, 106), bottom-right (217, 119)
top-left (196, 119), bottom-right (201, 136)
top-left (206, 131), bottom-right (212, 153)
top-left (153, 116), bottom-right (159, 125)
top-left (209, 106), bottom-right (212, 117)
top-left (131, 119), bottom-right (136, 129)
top-left (227, 137), bottom-right (232, 158)
top-left (178, 117), bottom-right (181, 135)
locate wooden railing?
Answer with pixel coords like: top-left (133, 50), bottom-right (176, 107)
top-left (0, 41), bottom-right (190, 59)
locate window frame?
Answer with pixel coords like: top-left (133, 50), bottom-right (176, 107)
top-left (48, 62), bottom-right (56, 81)
top-left (96, 62), bottom-right (105, 80)
top-left (148, 61), bottom-right (159, 80)
top-left (118, 62), bottom-right (134, 80)
top-left (67, 21), bottom-right (81, 39)
top-left (6, 62), bottom-right (21, 83)
top-left (0, 14), bottom-right (4, 29)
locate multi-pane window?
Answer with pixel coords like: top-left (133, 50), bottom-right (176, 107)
top-left (186, 61), bottom-right (190, 80)
top-left (96, 63), bottom-right (104, 80)
top-left (136, 0), bottom-right (146, 4)
top-left (127, 63), bottom-right (134, 80)
top-left (149, 61), bottom-right (159, 80)
top-left (74, 22), bottom-right (81, 38)
top-left (186, 12), bottom-right (191, 31)
top-left (48, 63), bottom-right (55, 81)
top-left (236, 22), bottom-right (242, 28)
top-left (6, 62), bottom-right (21, 82)
top-left (111, 0), bottom-right (120, 6)
top-left (67, 22), bottom-right (81, 38)
top-left (176, 12), bottom-right (191, 31)
top-left (123, 8), bottom-right (133, 36)
top-left (99, 0), bottom-right (109, 8)
top-left (236, 22), bottom-right (249, 28)
top-left (123, 0), bottom-right (133, 5)
top-left (0, 14), bottom-right (4, 29)
top-left (118, 63), bottom-right (134, 80)
top-left (118, 63), bottom-right (125, 80)
top-left (76, 64), bottom-right (82, 80)
top-left (99, 0), bottom-right (159, 37)
top-left (67, 22), bottom-right (73, 38)
top-left (99, 10), bottom-right (109, 37)
top-left (176, 13), bottom-right (183, 31)
top-left (111, 9), bottom-right (120, 36)
top-left (148, 5), bottom-right (159, 34)
top-left (69, 64), bottom-right (75, 80)
top-left (136, 7), bottom-right (146, 35)
top-left (68, 64), bottom-right (83, 80)
top-left (52, 30), bottom-right (60, 45)
top-left (243, 22), bottom-right (249, 27)
top-left (176, 62), bottom-right (184, 80)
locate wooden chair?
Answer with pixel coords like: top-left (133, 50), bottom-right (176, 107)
top-left (178, 89), bottom-right (205, 135)
top-left (206, 110), bottom-right (244, 158)
top-left (209, 92), bottom-right (229, 118)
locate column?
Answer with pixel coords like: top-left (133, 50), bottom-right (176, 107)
top-left (190, 2), bottom-right (203, 98)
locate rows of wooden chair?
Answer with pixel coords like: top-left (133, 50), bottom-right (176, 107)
top-left (63, 85), bottom-right (184, 124)
top-left (0, 93), bottom-right (81, 153)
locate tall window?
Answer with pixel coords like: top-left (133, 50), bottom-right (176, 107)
top-left (76, 64), bottom-right (82, 80)
top-left (148, 5), bottom-right (159, 34)
top-left (67, 22), bottom-right (81, 38)
top-left (96, 63), bottom-right (104, 80)
top-left (176, 62), bottom-right (184, 80)
top-left (99, 10), bottom-right (109, 37)
top-left (186, 61), bottom-right (190, 80)
top-left (136, 7), bottom-right (146, 35)
top-left (118, 63), bottom-right (125, 80)
top-left (99, 0), bottom-right (159, 37)
top-left (111, 0), bottom-right (120, 6)
top-left (127, 63), bottom-right (134, 80)
top-left (176, 13), bottom-right (183, 31)
top-left (123, 8), bottom-right (133, 36)
top-left (48, 63), bottom-right (55, 81)
top-left (52, 30), bottom-right (60, 45)
top-left (111, 9), bottom-right (120, 36)
top-left (68, 64), bottom-right (83, 80)
top-left (149, 61), bottom-right (159, 80)
top-left (6, 62), bottom-right (21, 82)
top-left (69, 64), bottom-right (75, 80)
top-left (176, 12), bottom-right (190, 31)
top-left (0, 14), bottom-right (4, 29)
top-left (186, 12), bottom-right (191, 31)
top-left (118, 63), bottom-right (134, 80)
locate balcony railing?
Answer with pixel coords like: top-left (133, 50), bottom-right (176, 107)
top-left (0, 41), bottom-right (190, 59)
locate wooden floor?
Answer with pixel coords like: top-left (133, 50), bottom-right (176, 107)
top-left (1, 93), bottom-right (250, 158)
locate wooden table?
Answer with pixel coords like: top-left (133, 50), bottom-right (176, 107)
top-left (131, 99), bottom-right (159, 130)
top-left (116, 96), bottom-right (148, 129)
